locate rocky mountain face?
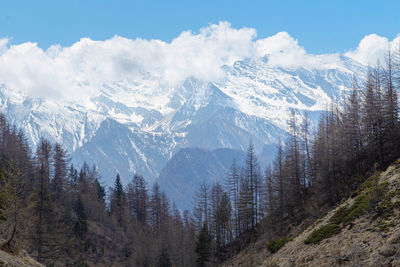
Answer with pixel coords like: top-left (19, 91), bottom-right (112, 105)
top-left (224, 161), bottom-right (400, 267)
top-left (0, 55), bottom-right (365, 208)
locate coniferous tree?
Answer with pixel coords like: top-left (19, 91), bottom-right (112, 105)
top-left (150, 183), bottom-right (162, 233)
top-left (382, 49), bottom-right (400, 164)
top-left (243, 142), bottom-right (261, 227)
top-left (52, 143), bottom-right (68, 197)
top-left (194, 181), bottom-right (210, 231)
top-left (73, 196), bottom-right (87, 240)
top-left (195, 223), bottom-right (212, 267)
top-left (110, 173), bottom-right (127, 227)
top-left (127, 174), bottom-right (148, 224)
top-left (158, 242), bottom-right (172, 267)
top-left (34, 138), bottom-right (52, 262)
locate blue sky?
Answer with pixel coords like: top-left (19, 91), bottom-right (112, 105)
top-left (1, 0), bottom-right (399, 54)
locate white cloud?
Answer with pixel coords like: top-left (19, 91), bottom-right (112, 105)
top-left (0, 22), bottom-right (398, 102)
top-left (345, 34), bottom-right (400, 66)
top-left (0, 38), bottom-right (9, 55)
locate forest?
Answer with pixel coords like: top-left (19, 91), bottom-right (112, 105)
top-left (0, 49), bottom-right (399, 266)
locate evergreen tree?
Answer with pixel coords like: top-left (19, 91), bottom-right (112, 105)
top-left (34, 138), bottom-right (52, 262)
top-left (225, 160), bottom-right (240, 236)
top-left (52, 143), bottom-right (68, 197)
top-left (195, 223), bottom-right (212, 267)
top-left (127, 174), bottom-right (148, 224)
top-left (73, 196), bottom-right (87, 240)
top-left (194, 181), bottom-right (210, 231)
top-left (243, 142), bottom-right (261, 227)
top-left (110, 173), bottom-right (127, 227)
top-left (158, 243), bottom-right (172, 267)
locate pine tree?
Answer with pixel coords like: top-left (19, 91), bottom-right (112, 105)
top-left (34, 138), bottom-right (52, 262)
top-left (286, 110), bottom-right (302, 207)
top-left (73, 196), bottom-right (87, 240)
top-left (215, 191), bottom-right (231, 260)
top-left (194, 181), bottom-right (210, 231)
top-left (243, 142), bottom-right (261, 227)
top-left (158, 242), bottom-right (172, 267)
top-left (110, 173), bottom-right (126, 227)
top-left (382, 48), bottom-right (400, 164)
top-left (225, 160), bottom-right (240, 236)
top-left (52, 143), bottom-right (68, 197)
top-left (195, 223), bottom-right (212, 267)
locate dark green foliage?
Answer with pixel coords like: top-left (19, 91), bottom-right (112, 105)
top-left (329, 206), bottom-right (349, 225)
top-left (94, 179), bottom-right (105, 203)
top-left (73, 197), bottom-right (87, 239)
top-left (304, 223), bottom-right (341, 244)
top-left (195, 223), bottom-right (212, 267)
top-left (353, 172), bottom-right (380, 196)
top-left (158, 244), bottom-right (172, 267)
top-left (266, 237), bottom-right (289, 253)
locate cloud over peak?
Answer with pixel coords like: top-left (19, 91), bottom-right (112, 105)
top-left (0, 22), bottom-right (398, 102)
top-left (345, 33), bottom-right (400, 66)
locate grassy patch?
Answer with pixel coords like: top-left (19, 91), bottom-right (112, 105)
top-left (329, 206), bottom-right (349, 225)
top-left (266, 237), bottom-right (289, 253)
top-left (304, 223), bottom-right (341, 244)
top-left (305, 174), bottom-right (390, 245)
top-left (352, 172), bottom-right (380, 196)
top-left (377, 198), bottom-right (395, 219)
top-left (330, 182), bottom-right (388, 226)
top-left (374, 220), bottom-right (395, 232)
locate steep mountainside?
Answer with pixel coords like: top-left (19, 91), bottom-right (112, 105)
top-left (224, 160), bottom-right (400, 267)
top-left (157, 148), bottom-right (247, 210)
top-left (0, 56), bottom-right (366, 190)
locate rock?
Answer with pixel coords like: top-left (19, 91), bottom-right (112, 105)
top-left (388, 230), bottom-right (400, 244)
top-left (379, 244), bottom-right (398, 257)
top-left (392, 259), bottom-right (400, 267)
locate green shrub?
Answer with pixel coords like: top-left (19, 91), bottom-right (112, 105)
top-left (374, 220), bottom-right (395, 232)
top-left (305, 173), bottom-right (391, 245)
top-left (353, 172), bottom-right (380, 196)
top-left (304, 223), bottom-right (341, 244)
top-left (329, 206), bottom-right (349, 225)
top-left (266, 237), bottom-right (289, 253)
top-left (330, 181), bottom-right (388, 226)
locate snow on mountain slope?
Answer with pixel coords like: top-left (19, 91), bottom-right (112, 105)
top-left (0, 54), bottom-right (366, 188)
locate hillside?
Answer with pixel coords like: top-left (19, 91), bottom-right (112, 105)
top-left (224, 160), bottom-right (400, 267)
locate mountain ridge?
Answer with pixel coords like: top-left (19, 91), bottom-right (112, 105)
top-left (0, 55), bottom-right (366, 190)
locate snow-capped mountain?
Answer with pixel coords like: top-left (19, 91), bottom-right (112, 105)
top-left (0, 55), bottom-right (366, 206)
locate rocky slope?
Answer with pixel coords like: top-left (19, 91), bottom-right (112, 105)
top-left (0, 250), bottom-right (43, 267)
top-left (224, 160), bottom-right (400, 267)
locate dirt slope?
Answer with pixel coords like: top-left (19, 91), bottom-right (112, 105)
top-left (225, 161), bottom-right (400, 267)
